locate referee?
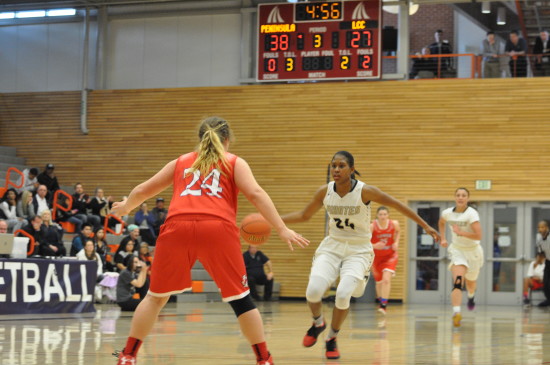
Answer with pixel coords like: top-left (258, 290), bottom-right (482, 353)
top-left (536, 220), bottom-right (550, 307)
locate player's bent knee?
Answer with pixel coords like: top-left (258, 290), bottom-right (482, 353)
top-left (229, 295), bottom-right (256, 317)
top-left (452, 275), bottom-right (463, 291)
top-left (334, 293), bottom-right (352, 310)
top-left (306, 276), bottom-right (329, 303)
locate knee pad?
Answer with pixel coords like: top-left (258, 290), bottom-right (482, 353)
top-left (453, 276), bottom-right (463, 291)
top-left (306, 276), bottom-right (330, 303)
top-left (229, 295), bottom-right (256, 317)
top-left (335, 276), bottom-right (357, 310)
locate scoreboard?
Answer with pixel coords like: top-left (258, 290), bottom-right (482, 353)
top-left (257, 0), bottom-right (381, 82)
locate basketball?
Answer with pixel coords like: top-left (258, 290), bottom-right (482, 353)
top-left (240, 213), bottom-right (272, 245)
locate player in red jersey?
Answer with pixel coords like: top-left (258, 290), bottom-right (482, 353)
top-left (371, 206), bottom-right (400, 315)
top-left (111, 117), bottom-right (309, 365)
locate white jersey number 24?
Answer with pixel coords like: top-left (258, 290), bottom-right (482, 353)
top-left (180, 168), bottom-right (223, 198)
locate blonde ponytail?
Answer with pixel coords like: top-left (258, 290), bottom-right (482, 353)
top-left (188, 117), bottom-right (234, 177)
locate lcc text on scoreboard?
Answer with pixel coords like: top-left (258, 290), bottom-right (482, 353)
top-left (257, 1), bottom-right (381, 82)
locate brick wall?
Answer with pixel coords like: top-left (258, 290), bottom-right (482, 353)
top-left (383, 4), bottom-right (455, 54)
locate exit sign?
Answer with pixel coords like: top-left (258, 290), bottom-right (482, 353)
top-left (475, 180), bottom-right (492, 190)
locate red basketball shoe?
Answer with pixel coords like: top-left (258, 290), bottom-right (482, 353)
top-left (302, 322), bottom-right (326, 347)
top-left (256, 353), bottom-right (274, 365)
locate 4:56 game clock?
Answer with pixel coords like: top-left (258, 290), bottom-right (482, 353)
top-left (257, 0), bottom-right (381, 82)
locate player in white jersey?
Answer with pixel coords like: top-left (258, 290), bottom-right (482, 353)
top-left (282, 151), bottom-right (440, 360)
top-left (438, 187), bottom-right (483, 328)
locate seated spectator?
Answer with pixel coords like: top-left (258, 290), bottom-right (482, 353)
top-left (409, 47), bottom-right (437, 79)
top-left (89, 187), bottom-right (113, 228)
top-left (0, 188), bottom-right (28, 233)
top-left (119, 224), bottom-right (141, 251)
top-left (72, 183), bottom-right (101, 230)
top-left (116, 255), bottom-right (149, 311)
top-left (19, 215), bottom-right (44, 256)
top-left (94, 227), bottom-right (112, 269)
top-left (138, 242), bottom-right (153, 270)
top-left (76, 239), bottom-right (104, 278)
top-left (15, 167), bottom-right (39, 195)
top-left (243, 245), bottom-right (275, 302)
top-left (36, 163), bottom-right (60, 199)
top-left (505, 30), bottom-right (527, 77)
top-left (151, 197), bottom-right (167, 236)
top-left (31, 185), bottom-right (51, 217)
top-left (523, 252), bottom-right (546, 305)
top-left (54, 194), bottom-right (85, 233)
top-left (481, 31), bottom-right (502, 78)
top-left (115, 239), bottom-right (137, 272)
top-left (134, 203), bottom-right (157, 245)
top-left (70, 223), bottom-right (93, 256)
top-left (40, 210), bottom-right (66, 257)
top-left (534, 30), bottom-right (550, 77)
top-left (16, 190), bottom-right (34, 223)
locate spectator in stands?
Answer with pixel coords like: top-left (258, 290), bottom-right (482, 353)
top-left (428, 29), bottom-right (453, 76)
top-left (39, 209), bottom-right (66, 257)
top-left (134, 203), bottom-right (157, 245)
top-left (15, 167), bottom-right (39, 195)
top-left (482, 31), bottom-right (502, 78)
top-left (54, 194), bottom-right (85, 234)
top-left (19, 215), bottom-right (44, 256)
top-left (89, 187), bottom-right (113, 227)
top-left (70, 223), bottom-right (93, 256)
top-left (116, 255), bottom-right (149, 311)
top-left (37, 163), bottom-right (60, 199)
top-left (534, 30), bottom-right (550, 77)
top-left (77, 239), bottom-right (104, 278)
top-left (115, 239), bottom-right (138, 272)
top-left (119, 224), bottom-right (141, 250)
top-left (243, 245), bottom-right (274, 302)
top-left (409, 47), bottom-right (437, 79)
top-left (16, 190), bottom-right (34, 223)
top-left (138, 242), bottom-right (153, 270)
top-left (0, 188), bottom-right (28, 233)
top-left (94, 227), bottom-right (110, 267)
top-left (0, 219), bottom-right (7, 233)
top-left (505, 30), bottom-right (528, 77)
top-left (72, 183), bottom-right (101, 230)
top-left (31, 185), bottom-right (51, 217)
top-left (150, 197), bottom-right (167, 236)
top-left (523, 251), bottom-right (545, 305)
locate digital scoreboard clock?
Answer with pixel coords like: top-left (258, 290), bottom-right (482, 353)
top-left (257, 0), bottom-right (381, 82)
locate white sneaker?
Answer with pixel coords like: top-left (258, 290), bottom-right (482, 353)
top-left (352, 275), bottom-right (369, 298)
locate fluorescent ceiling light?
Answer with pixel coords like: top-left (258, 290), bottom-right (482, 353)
top-left (497, 7), bottom-right (506, 25)
top-left (0, 12), bottom-right (15, 19)
top-left (47, 8), bottom-right (76, 16)
top-left (16, 10), bottom-right (46, 18)
top-left (482, 2), bottom-right (491, 14)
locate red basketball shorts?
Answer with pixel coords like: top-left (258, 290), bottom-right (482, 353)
top-left (372, 251), bottom-right (398, 282)
top-left (531, 278), bottom-right (544, 291)
top-left (148, 215), bottom-right (249, 302)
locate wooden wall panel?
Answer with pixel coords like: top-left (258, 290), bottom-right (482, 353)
top-left (2, 78), bottom-right (550, 298)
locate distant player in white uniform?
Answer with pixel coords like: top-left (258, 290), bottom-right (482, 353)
top-left (282, 151), bottom-right (440, 360)
top-left (438, 187), bottom-right (483, 328)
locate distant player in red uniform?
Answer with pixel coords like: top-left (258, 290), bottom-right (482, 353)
top-left (371, 206), bottom-right (400, 314)
top-left (111, 117), bottom-right (309, 365)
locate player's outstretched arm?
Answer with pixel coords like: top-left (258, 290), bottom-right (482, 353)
top-left (362, 185), bottom-right (440, 243)
top-left (280, 185), bottom-right (327, 224)
top-left (111, 159), bottom-right (177, 217)
top-left (234, 157), bottom-right (309, 250)
top-left (438, 217), bottom-right (448, 247)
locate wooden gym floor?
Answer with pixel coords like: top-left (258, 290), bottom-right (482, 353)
top-left (0, 300), bottom-right (549, 364)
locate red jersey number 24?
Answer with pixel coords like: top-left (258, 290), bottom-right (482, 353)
top-left (180, 168), bottom-right (223, 198)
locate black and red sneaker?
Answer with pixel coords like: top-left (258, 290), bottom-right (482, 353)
top-left (325, 337), bottom-right (340, 359)
top-left (256, 353), bottom-right (274, 365)
top-left (302, 322), bottom-right (326, 347)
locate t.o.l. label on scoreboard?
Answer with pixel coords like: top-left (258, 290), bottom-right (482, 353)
top-left (257, 1), bottom-right (381, 82)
